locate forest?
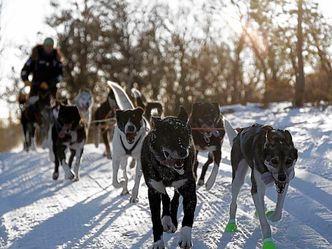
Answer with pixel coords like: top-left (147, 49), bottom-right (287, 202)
top-left (0, 0), bottom-right (331, 149)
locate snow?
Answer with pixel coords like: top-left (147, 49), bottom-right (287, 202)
top-left (0, 102), bottom-right (331, 249)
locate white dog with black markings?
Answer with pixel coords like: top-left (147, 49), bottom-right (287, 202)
top-left (108, 81), bottom-right (149, 203)
top-left (51, 104), bottom-right (86, 181)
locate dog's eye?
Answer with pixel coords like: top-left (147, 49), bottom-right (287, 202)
top-left (286, 158), bottom-right (293, 165)
top-left (271, 158), bottom-right (279, 165)
top-left (163, 150), bottom-right (170, 158)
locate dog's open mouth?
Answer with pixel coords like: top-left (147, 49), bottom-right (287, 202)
top-left (165, 158), bottom-right (185, 175)
top-left (275, 180), bottom-right (286, 194)
top-left (126, 132), bottom-right (137, 144)
top-left (174, 159), bottom-right (185, 169)
top-left (173, 159), bottom-right (185, 175)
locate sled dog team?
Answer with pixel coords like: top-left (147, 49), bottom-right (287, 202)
top-left (23, 82), bottom-right (298, 249)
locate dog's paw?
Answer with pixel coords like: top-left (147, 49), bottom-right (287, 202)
top-left (121, 189), bottom-right (129, 196)
top-left (262, 238), bottom-right (277, 249)
top-left (52, 172), bottom-right (59, 180)
top-left (178, 226), bottom-right (192, 248)
top-left (152, 238), bottom-right (165, 249)
top-left (162, 216), bottom-right (176, 233)
top-left (266, 211), bottom-right (282, 223)
top-left (129, 196), bottom-right (139, 203)
top-left (73, 176), bottom-right (80, 182)
top-left (225, 220), bottom-right (238, 232)
top-left (65, 171), bottom-right (75, 180)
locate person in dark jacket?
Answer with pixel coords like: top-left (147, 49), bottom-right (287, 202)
top-left (21, 37), bottom-right (63, 102)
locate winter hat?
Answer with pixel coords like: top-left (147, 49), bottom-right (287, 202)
top-left (43, 37), bottom-right (54, 47)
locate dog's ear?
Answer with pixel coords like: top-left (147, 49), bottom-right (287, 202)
top-left (115, 110), bottom-right (124, 122)
top-left (72, 106), bottom-right (81, 128)
top-left (212, 102), bottom-right (219, 110)
top-left (134, 107), bottom-right (144, 118)
top-left (191, 103), bottom-right (201, 116)
top-left (284, 130), bottom-right (294, 145)
top-left (151, 116), bottom-right (162, 129)
top-left (212, 102), bottom-right (221, 114)
top-left (265, 129), bottom-right (278, 147)
top-left (178, 106), bottom-right (188, 122)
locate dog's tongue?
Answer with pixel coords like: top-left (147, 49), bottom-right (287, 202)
top-left (58, 124), bottom-right (71, 138)
top-left (59, 130), bottom-right (66, 138)
top-left (174, 159), bottom-right (184, 169)
top-left (126, 132), bottom-right (137, 142)
top-left (174, 160), bottom-right (185, 175)
top-left (276, 181), bottom-right (286, 193)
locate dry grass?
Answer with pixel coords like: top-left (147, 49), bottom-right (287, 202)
top-left (0, 119), bottom-right (22, 152)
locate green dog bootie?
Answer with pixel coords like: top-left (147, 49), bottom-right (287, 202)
top-left (225, 219), bottom-right (238, 232)
top-left (262, 238), bottom-right (277, 249)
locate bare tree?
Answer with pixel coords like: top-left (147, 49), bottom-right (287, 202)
top-left (294, 0), bottom-right (305, 107)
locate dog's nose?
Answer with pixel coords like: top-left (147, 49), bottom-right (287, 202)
top-left (278, 173), bottom-right (286, 182)
top-left (127, 125), bottom-right (135, 132)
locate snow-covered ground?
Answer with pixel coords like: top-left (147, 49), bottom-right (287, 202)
top-left (0, 102), bottom-right (331, 249)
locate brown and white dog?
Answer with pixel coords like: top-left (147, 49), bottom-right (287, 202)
top-left (224, 121), bottom-right (298, 249)
top-left (93, 89), bottom-right (118, 159)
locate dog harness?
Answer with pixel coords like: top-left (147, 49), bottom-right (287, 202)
top-left (120, 135), bottom-right (142, 155)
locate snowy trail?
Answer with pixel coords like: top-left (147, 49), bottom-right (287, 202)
top-left (0, 103), bottom-right (331, 249)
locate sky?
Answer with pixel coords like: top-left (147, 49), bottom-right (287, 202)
top-left (0, 0), bottom-right (332, 118)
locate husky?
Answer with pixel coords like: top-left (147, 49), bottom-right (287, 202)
top-left (107, 81), bottom-right (149, 203)
top-left (141, 107), bottom-right (197, 249)
top-left (224, 120), bottom-right (298, 249)
top-left (189, 102), bottom-right (225, 190)
top-left (73, 89), bottom-right (94, 138)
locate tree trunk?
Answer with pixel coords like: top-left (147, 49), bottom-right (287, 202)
top-left (294, 0), bottom-right (305, 107)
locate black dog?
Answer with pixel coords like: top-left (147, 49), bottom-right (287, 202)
top-left (141, 107), bottom-right (197, 249)
top-left (51, 104), bottom-right (86, 181)
top-left (21, 93), bottom-right (51, 151)
top-left (225, 122), bottom-right (298, 248)
top-left (131, 88), bottom-right (163, 121)
top-left (189, 102), bottom-right (225, 190)
top-left (93, 89), bottom-right (118, 158)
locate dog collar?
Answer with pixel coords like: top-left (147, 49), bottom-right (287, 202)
top-left (120, 134), bottom-right (142, 155)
